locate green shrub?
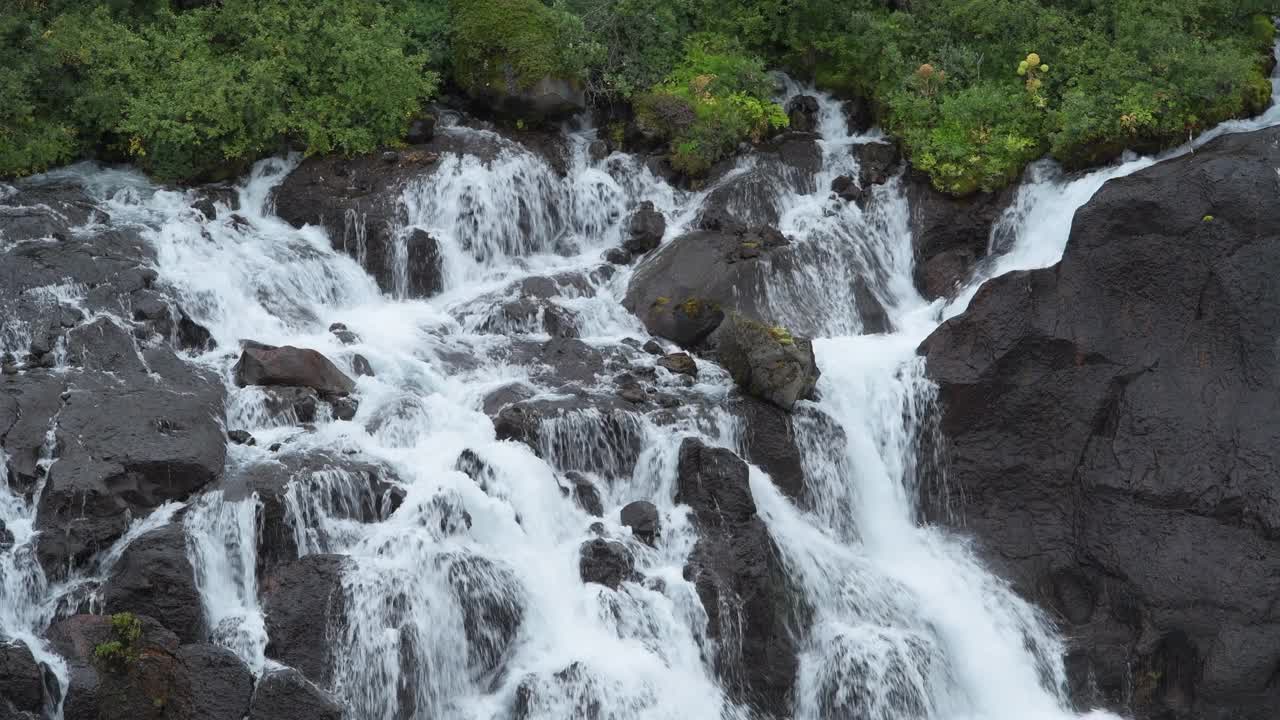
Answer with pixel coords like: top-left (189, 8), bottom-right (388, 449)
top-left (635, 34), bottom-right (788, 175)
top-left (450, 0), bottom-right (592, 94)
top-left (93, 612), bottom-right (143, 669)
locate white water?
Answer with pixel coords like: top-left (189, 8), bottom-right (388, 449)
top-left (2, 49), bottom-right (1277, 718)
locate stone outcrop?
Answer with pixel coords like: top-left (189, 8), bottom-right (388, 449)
top-left (920, 126), bottom-right (1280, 720)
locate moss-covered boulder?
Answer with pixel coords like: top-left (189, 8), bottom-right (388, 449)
top-left (714, 314), bottom-right (819, 412)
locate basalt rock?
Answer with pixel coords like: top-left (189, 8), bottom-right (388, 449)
top-left (734, 394), bottom-right (806, 501)
top-left (248, 668), bottom-right (343, 720)
top-left (623, 226), bottom-right (792, 348)
top-left (620, 500), bottom-right (659, 546)
top-left (261, 554), bottom-right (350, 686)
top-left (562, 471), bottom-right (604, 517)
top-left (177, 644), bottom-right (254, 720)
top-left (676, 439), bottom-right (796, 716)
top-left (920, 125), bottom-right (1280, 720)
top-left (656, 352), bottom-right (697, 377)
top-left (698, 134), bottom-right (822, 231)
top-left (0, 640), bottom-right (45, 718)
top-left (623, 201), bottom-right (666, 255)
top-left (578, 538), bottom-right (635, 589)
top-left (904, 172), bottom-right (1014, 299)
top-left (440, 553), bottom-right (526, 680)
top-left (786, 95), bottom-right (821, 133)
top-left (714, 314), bottom-right (819, 412)
top-left (101, 523), bottom-right (207, 645)
top-left (234, 344), bottom-right (355, 397)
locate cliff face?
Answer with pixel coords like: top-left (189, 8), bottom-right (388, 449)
top-left (921, 126), bottom-right (1280, 719)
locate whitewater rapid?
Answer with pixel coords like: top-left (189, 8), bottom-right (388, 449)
top-left (1, 48), bottom-right (1276, 718)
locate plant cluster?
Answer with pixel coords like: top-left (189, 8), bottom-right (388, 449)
top-left (93, 612), bottom-right (144, 670)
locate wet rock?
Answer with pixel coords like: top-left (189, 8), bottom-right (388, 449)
top-left (248, 668), bottom-right (343, 720)
top-left (537, 338), bottom-right (603, 385)
top-left (642, 339), bottom-right (663, 355)
top-left (494, 393), bottom-right (645, 477)
top-left (48, 613), bottom-right (193, 720)
top-left (578, 538), bottom-right (634, 589)
top-left (920, 125), bottom-right (1280, 720)
top-left (261, 554), bottom-right (350, 687)
top-left (482, 383), bottom-right (535, 417)
top-left (467, 76), bottom-right (586, 124)
top-left (101, 523), bottom-right (207, 645)
top-left (904, 173), bottom-right (1014, 299)
top-left (620, 500), bottom-right (659, 546)
top-left (441, 553), bottom-right (525, 679)
top-left (623, 201), bottom-right (665, 255)
top-left (233, 344), bottom-right (355, 397)
top-left (735, 394), bottom-right (806, 501)
top-left (856, 140), bottom-right (901, 187)
top-left (676, 439), bottom-right (796, 717)
top-left (328, 322), bottom-right (358, 345)
top-left (603, 247), bottom-right (631, 265)
top-left (351, 354), bottom-right (374, 377)
top-left (656, 352), bottom-right (697, 377)
top-left (715, 314), bottom-right (819, 411)
top-left (843, 97), bottom-right (875, 135)
top-left (831, 175), bottom-right (865, 205)
top-left (561, 471), bottom-right (604, 516)
top-left (623, 226), bottom-right (794, 348)
top-left (227, 429), bottom-right (255, 445)
top-left (406, 115), bottom-right (436, 145)
top-left (224, 454), bottom-right (402, 576)
top-left (404, 229), bottom-right (444, 298)
top-left (0, 520), bottom-right (13, 550)
top-left (0, 181), bottom-right (101, 242)
top-left (260, 386), bottom-right (320, 423)
top-left (617, 382), bottom-right (647, 404)
top-left (191, 184), bottom-right (239, 221)
top-left (587, 139), bottom-right (610, 162)
top-left (177, 644), bottom-right (254, 720)
top-left (0, 640), bottom-right (44, 717)
top-left (33, 359), bottom-right (226, 580)
top-left (513, 661), bottom-right (602, 720)
top-left (331, 396), bottom-right (358, 421)
top-left (786, 95), bottom-right (820, 133)
top-left (698, 135), bottom-right (821, 231)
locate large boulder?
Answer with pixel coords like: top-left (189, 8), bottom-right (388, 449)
top-left (904, 173), bottom-right (1013, 299)
top-left (919, 126), bottom-right (1280, 720)
top-left (48, 614), bottom-right (193, 720)
top-left (714, 314), bottom-right (819, 411)
top-left (786, 95), bottom-right (821, 133)
top-left (261, 554), bottom-right (350, 687)
top-left (697, 134), bottom-right (822, 231)
top-left (578, 538), bottom-right (635, 589)
top-left (101, 523), bottom-right (207, 645)
top-left (734, 394), bottom-right (806, 501)
top-left (248, 668), bottom-right (343, 720)
top-left (0, 640), bottom-right (46, 718)
top-left (622, 226), bottom-right (790, 348)
top-left (233, 344), bottom-right (355, 398)
top-left (176, 644), bottom-right (254, 720)
top-left (675, 439), bottom-right (796, 717)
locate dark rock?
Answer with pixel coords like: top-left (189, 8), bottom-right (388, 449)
top-left (482, 383), bottom-right (534, 417)
top-left (699, 136), bottom-right (821, 231)
top-left (831, 175), bottom-right (866, 205)
top-left (466, 77), bottom-right (586, 124)
top-left (191, 184), bottom-right (239, 221)
top-left (714, 314), bottom-right (819, 411)
top-left (233, 344), bottom-right (355, 397)
top-left (0, 640), bottom-right (43, 717)
top-left (381, 151), bottom-right (401, 164)
top-left (587, 139), bottom-right (610, 162)
top-left (736, 395), bottom-right (806, 501)
top-left (32, 357), bottom-right (225, 580)
top-left (603, 247), bottom-right (631, 265)
top-left (843, 97), bottom-right (875, 135)
top-left (493, 394), bottom-right (645, 477)
top-left (261, 554), bottom-right (349, 686)
top-left (623, 201), bottom-right (665, 255)
top-left (0, 520), bottom-right (13, 550)
top-left (101, 523), bottom-right (207, 645)
top-left (904, 173), bottom-right (1013, 299)
top-left (260, 386), bottom-right (320, 423)
top-left (248, 668), bottom-right (343, 720)
top-left (920, 126), bottom-right (1280, 720)
top-left (578, 538), bottom-right (634, 589)
top-left (328, 323), bottom-right (358, 345)
top-left (562, 471), bottom-right (604, 516)
top-left (48, 614), bottom-right (192, 720)
top-left (513, 662), bottom-right (601, 720)
top-left (856, 140), bottom-right (901, 187)
top-left (441, 553), bottom-right (525, 679)
top-left (620, 500), bottom-right (659, 546)
top-left (404, 229), bottom-right (444, 298)
top-left (656, 352), bottom-right (697, 377)
top-left (676, 439), bottom-right (796, 716)
top-left (617, 383), bottom-right (647, 404)
top-left (786, 95), bottom-right (820, 133)
top-left (538, 338), bottom-right (603, 385)
top-left (227, 429), bottom-right (255, 446)
top-left (642, 339), bottom-right (663, 355)
top-left (351, 354), bottom-right (374, 377)
top-left (331, 396), bottom-right (358, 421)
top-left (623, 226), bottom-right (798, 347)
top-left (406, 115), bottom-right (436, 145)
top-left (177, 644), bottom-right (254, 720)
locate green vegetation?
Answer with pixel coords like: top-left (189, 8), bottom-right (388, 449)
top-left (93, 612), bottom-right (144, 669)
top-left (1, 0), bottom-right (1274, 190)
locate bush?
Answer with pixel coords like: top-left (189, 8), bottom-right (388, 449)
top-left (450, 0), bottom-right (593, 94)
top-left (93, 612), bottom-right (143, 669)
top-left (635, 34), bottom-right (788, 175)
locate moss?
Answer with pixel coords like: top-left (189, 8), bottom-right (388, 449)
top-left (768, 325), bottom-right (796, 346)
top-left (1203, 214), bottom-right (1214, 222)
top-left (679, 297), bottom-right (703, 317)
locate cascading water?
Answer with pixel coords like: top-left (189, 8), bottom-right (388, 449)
top-left (3, 47), bottom-right (1277, 719)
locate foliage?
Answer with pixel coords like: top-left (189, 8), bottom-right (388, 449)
top-left (450, 0), bottom-right (593, 94)
top-left (635, 34), bottom-right (788, 175)
top-left (93, 612), bottom-right (143, 669)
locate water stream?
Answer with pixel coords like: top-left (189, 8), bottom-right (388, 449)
top-left (2, 54), bottom-right (1277, 718)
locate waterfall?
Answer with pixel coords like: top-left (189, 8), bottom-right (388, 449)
top-left (4, 51), bottom-right (1277, 718)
